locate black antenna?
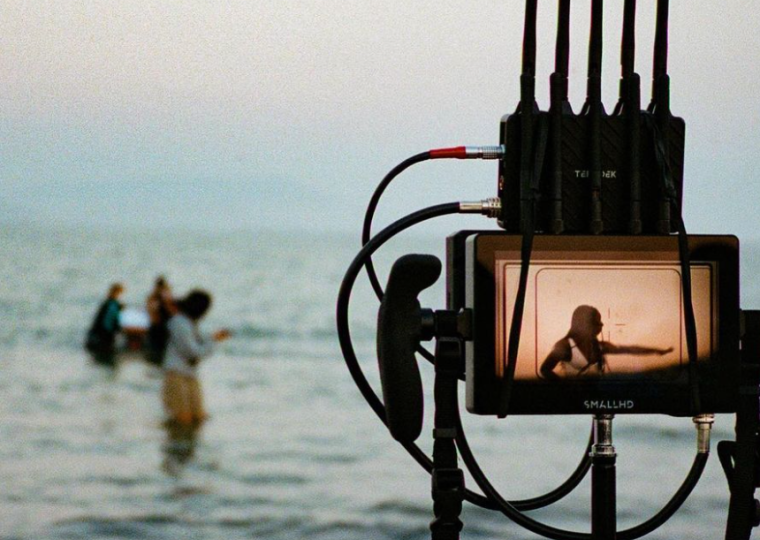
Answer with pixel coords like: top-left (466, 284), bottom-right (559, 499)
top-left (616, 0), bottom-right (643, 233)
top-left (614, 0), bottom-right (637, 113)
top-left (519, 0), bottom-right (538, 234)
top-left (650, 0), bottom-right (670, 114)
top-left (585, 0), bottom-right (605, 234)
top-left (502, 0), bottom-right (544, 417)
top-left (621, 1), bottom-right (636, 78)
top-left (553, 0), bottom-right (571, 100)
top-left (650, 0), bottom-right (671, 233)
top-left (647, 0), bottom-right (701, 414)
top-left (549, 0), bottom-right (571, 234)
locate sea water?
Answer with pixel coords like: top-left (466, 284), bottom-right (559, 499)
top-left (1, 223), bottom-right (760, 540)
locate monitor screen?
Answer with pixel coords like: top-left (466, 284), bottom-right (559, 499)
top-left (495, 259), bottom-right (715, 382)
top-left (458, 233), bottom-right (740, 416)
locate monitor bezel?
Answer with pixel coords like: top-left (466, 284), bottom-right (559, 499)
top-left (457, 232), bottom-right (740, 416)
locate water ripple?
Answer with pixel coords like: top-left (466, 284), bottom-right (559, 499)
top-left (0, 227), bottom-right (748, 540)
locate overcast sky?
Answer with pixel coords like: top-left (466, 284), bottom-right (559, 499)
top-left (2, 1), bottom-right (760, 238)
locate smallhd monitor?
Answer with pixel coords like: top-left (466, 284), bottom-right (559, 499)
top-left (454, 233), bottom-right (740, 416)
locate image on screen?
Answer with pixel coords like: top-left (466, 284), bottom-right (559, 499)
top-left (495, 259), bottom-right (715, 381)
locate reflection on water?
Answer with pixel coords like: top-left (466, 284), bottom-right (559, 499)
top-left (0, 225), bottom-right (758, 539)
top-left (161, 420), bottom-right (201, 480)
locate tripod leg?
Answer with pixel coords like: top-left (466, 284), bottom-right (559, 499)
top-left (725, 310), bottom-right (760, 539)
top-left (430, 338), bottom-right (465, 540)
top-left (724, 376), bottom-right (760, 539)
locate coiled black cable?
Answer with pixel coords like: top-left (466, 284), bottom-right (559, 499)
top-left (342, 202), bottom-right (594, 515)
top-left (340, 203), bottom-right (709, 539)
top-left (455, 411), bottom-right (593, 512)
top-left (337, 201), bottom-right (496, 510)
top-left (617, 452), bottom-right (708, 540)
top-left (338, 202), bottom-right (458, 421)
top-left (453, 377), bottom-right (710, 540)
top-left (362, 151), bottom-right (431, 298)
top-left (359, 152), bottom-right (442, 370)
top-left (358, 153), bottom-right (593, 508)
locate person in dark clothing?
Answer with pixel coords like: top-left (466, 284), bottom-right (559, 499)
top-left (85, 283), bottom-right (125, 366)
top-left (145, 276), bottom-right (176, 366)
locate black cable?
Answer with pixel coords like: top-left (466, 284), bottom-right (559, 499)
top-left (675, 214), bottom-right (702, 414)
top-left (617, 453), bottom-right (709, 540)
top-left (345, 201), bottom-right (589, 514)
top-left (645, 114), bottom-right (701, 414)
top-left (452, 380), bottom-right (710, 540)
top-left (501, 115), bottom-right (548, 417)
top-left (339, 202), bottom-right (458, 429)
top-left (452, 388), bottom-right (592, 540)
top-left (339, 203), bottom-right (710, 538)
top-left (337, 202), bottom-right (498, 511)
top-left (362, 151), bottom-right (431, 299)
top-left (359, 151), bottom-right (443, 370)
top-left (501, 202), bottom-right (535, 413)
top-left (455, 411), bottom-right (593, 512)
top-left (358, 153), bottom-right (592, 509)
top-left (586, 0), bottom-right (605, 234)
top-left (549, 0), bottom-right (571, 233)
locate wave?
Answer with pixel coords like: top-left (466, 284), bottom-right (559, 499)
top-left (50, 514), bottom-right (429, 540)
top-left (237, 472), bottom-right (309, 487)
top-left (230, 324), bottom-right (284, 340)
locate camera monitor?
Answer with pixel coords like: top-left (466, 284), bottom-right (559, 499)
top-left (456, 233), bottom-right (740, 416)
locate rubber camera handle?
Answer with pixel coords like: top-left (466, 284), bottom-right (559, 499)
top-left (377, 254), bottom-right (442, 443)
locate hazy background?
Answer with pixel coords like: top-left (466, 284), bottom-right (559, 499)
top-left (2, 3), bottom-right (760, 539)
top-left (2, 0), bottom-right (759, 238)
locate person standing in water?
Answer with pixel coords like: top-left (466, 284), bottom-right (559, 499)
top-left (540, 305), bottom-right (673, 379)
top-left (163, 289), bottom-right (230, 426)
top-left (85, 283), bottom-right (125, 366)
top-left (145, 276), bottom-right (176, 366)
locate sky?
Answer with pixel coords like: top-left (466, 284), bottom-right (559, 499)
top-left (2, 1), bottom-right (760, 238)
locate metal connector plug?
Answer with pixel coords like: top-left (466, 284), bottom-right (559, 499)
top-left (591, 414), bottom-right (616, 458)
top-left (465, 145), bottom-right (505, 160)
top-left (693, 414), bottom-right (715, 454)
top-left (429, 145), bottom-right (505, 160)
top-left (459, 198), bottom-right (501, 218)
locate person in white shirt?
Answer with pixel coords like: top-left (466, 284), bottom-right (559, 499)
top-left (163, 289), bottom-right (230, 426)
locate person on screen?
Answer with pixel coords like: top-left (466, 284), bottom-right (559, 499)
top-left (145, 276), bottom-right (176, 366)
top-left (163, 289), bottom-right (231, 426)
top-left (539, 305), bottom-right (673, 379)
top-left (85, 283), bottom-right (125, 366)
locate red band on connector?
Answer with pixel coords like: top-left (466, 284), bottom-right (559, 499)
top-left (429, 146), bottom-right (468, 159)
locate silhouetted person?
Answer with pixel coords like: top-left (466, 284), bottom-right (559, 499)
top-left (85, 283), bottom-right (125, 366)
top-left (162, 289), bottom-right (230, 426)
top-left (540, 305), bottom-right (673, 379)
top-left (145, 276), bottom-right (176, 366)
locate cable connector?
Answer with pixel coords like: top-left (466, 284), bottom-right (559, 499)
top-left (459, 198), bottom-right (501, 218)
top-left (693, 414), bottom-right (715, 454)
top-left (429, 145), bottom-right (505, 160)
